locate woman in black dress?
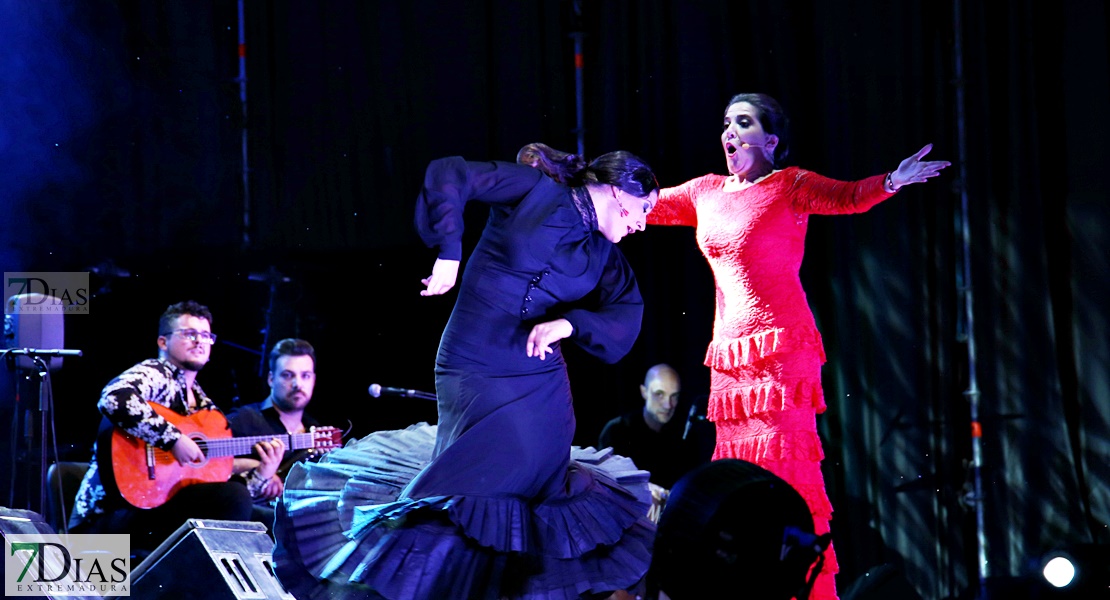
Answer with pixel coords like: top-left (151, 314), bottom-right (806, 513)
top-left (275, 144), bottom-right (660, 599)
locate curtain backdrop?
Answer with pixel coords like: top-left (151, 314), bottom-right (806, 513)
top-left (2, 1), bottom-right (1106, 598)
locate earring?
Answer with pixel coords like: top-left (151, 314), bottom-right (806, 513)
top-left (614, 190), bottom-right (630, 217)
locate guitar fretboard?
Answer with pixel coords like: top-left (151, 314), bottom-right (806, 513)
top-left (197, 432), bottom-right (321, 458)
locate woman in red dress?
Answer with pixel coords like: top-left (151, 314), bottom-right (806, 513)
top-left (648, 93), bottom-right (949, 599)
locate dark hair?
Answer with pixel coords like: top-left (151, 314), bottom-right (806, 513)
top-left (516, 143), bottom-right (586, 184)
top-left (158, 300), bottom-right (213, 336)
top-left (268, 338), bottom-right (316, 373)
top-left (726, 93), bottom-right (791, 167)
top-left (517, 142), bottom-right (659, 198)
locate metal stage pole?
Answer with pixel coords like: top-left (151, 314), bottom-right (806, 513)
top-left (952, 1), bottom-right (989, 597)
top-left (571, 0), bottom-right (585, 157)
top-left (237, 0), bottom-right (251, 248)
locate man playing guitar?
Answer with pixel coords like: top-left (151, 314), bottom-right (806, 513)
top-left (69, 300), bottom-right (282, 552)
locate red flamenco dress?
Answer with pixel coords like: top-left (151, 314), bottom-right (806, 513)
top-left (649, 167), bottom-right (894, 600)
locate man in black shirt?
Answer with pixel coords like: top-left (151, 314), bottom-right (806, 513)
top-left (599, 363), bottom-right (712, 520)
top-left (228, 338), bottom-right (323, 527)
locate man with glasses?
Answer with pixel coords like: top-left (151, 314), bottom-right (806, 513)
top-left (227, 338), bottom-right (323, 528)
top-left (69, 300), bottom-right (283, 552)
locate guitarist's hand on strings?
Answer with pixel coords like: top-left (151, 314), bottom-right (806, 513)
top-left (253, 438), bottom-right (286, 480)
top-left (170, 436), bottom-right (206, 465)
top-left (253, 438), bottom-right (286, 501)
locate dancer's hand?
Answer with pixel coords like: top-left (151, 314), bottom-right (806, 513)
top-left (526, 319), bottom-right (573, 360)
top-left (889, 143), bottom-right (951, 189)
top-left (420, 259), bottom-right (459, 296)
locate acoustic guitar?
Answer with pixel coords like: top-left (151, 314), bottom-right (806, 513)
top-left (106, 401), bottom-right (342, 509)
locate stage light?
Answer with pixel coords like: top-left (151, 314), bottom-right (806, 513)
top-left (1042, 555), bottom-right (1076, 588)
top-left (1036, 544), bottom-right (1110, 597)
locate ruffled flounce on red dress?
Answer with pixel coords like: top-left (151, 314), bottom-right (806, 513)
top-left (705, 327), bottom-right (839, 599)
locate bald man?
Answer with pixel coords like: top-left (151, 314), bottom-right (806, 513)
top-left (599, 364), bottom-right (708, 491)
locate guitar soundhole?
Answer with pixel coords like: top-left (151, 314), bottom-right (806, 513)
top-left (190, 435), bottom-right (211, 466)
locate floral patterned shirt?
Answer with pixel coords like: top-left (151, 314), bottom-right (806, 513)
top-left (69, 358), bottom-right (224, 528)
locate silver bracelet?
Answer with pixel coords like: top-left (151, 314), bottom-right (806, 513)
top-left (245, 468), bottom-right (266, 497)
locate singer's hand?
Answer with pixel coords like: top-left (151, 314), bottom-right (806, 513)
top-left (890, 143), bottom-right (951, 189)
top-left (526, 319), bottom-right (573, 360)
top-left (420, 259), bottom-right (460, 296)
top-left (170, 435), bottom-right (205, 466)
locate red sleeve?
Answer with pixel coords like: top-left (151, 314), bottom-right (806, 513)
top-left (787, 168), bottom-right (895, 215)
top-left (649, 178), bottom-right (700, 227)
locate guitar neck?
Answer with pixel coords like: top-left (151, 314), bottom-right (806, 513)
top-left (201, 432), bottom-right (318, 458)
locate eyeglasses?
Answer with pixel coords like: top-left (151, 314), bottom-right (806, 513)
top-left (164, 329), bottom-right (217, 345)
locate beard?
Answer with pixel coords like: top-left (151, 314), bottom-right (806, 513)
top-left (274, 392), bottom-right (309, 412)
top-left (179, 357), bottom-right (208, 371)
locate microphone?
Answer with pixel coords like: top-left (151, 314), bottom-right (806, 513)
top-left (683, 403), bottom-right (708, 440)
top-left (368, 383), bottom-right (437, 401)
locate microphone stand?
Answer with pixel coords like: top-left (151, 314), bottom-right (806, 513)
top-left (35, 356), bottom-right (53, 517)
top-left (216, 339), bottom-right (263, 407)
top-left (248, 266), bottom-right (292, 378)
top-left (0, 348), bottom-right (82, 515)
top-left (5, 352), bottom-right (17, 508)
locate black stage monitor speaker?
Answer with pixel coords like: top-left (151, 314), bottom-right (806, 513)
top-left (0, 506), bottom-right (55, 537)
top-left (126, 519), bottom-right (294, 600)
top-left (649, 459), bottom-right (831, 600)
top-left (0, 507), bottom-right (102, 600)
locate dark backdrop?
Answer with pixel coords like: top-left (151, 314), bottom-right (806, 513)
top-left (2, 1), bottom-right (1107, 599)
